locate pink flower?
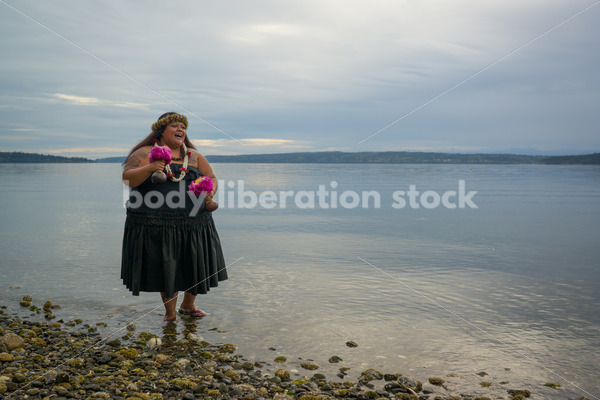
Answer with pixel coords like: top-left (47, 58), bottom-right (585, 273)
top-left (149, 146), bottom-right (172, 164)
top-left (188, 176), bottom-right (214, 196)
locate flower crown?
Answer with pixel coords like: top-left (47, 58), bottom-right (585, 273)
top-left (151, 113), bottom-right (189, 132)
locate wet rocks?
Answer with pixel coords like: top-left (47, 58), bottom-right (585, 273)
top-left (329, 355), bottom-right (343, 363)
top-left (508, 388), bottom-right (531, 398)
top-left (55, 371), bottom-right (70, 383)
top-left (146, 337), bottom-right (162, 348)
top-left (544, 381), bottom-right (561, 389)
top-left (1, 332), bottom-right (25, 350)
top-left (97, 352), bottom-right (112, 363)
top-left (301, 361), bottom-right (319, 370)
top-left (0, 353), bottom-right (14, 363)
top-left (275, 368), bottom-right (290, 381)
top-left (429, 376), bottom-right (445, 386)
top-left (42, 300), bottom-right (53, 312)
top-left (360, 368), bottom-right (383, 381)
top-left (398, 376), bottom-right (423, 393)
top-left (0, 298), bottom-right (567, 400)
top-left (220, 343), bottom-right (236, 353)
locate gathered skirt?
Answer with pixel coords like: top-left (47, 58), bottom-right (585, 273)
top-left (121, 209), bottom-right (227, 298)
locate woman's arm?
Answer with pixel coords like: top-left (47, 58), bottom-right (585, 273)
top-left (122, 147), bottom-right (166, 188)
top-left (193, 150), bottom-right (218, 196)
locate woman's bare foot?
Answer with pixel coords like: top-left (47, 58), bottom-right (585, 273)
top-left (163, 313), bottom-right (177, 323)
top-left (179, 292), bottom-right (205, 317)
top-left (178, 307), bottom-right (206, 318)
top-left (161, 292), bottom-right (179, 323)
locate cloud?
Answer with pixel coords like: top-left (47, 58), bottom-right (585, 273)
top-left (192, 138), bottom-right (310, 155)
top-left (45, 147), bottom-right (130, 154)
top-left (193, 138), bottom-right (305, 148)
top-left (228, 23), bottom-right (303, 45)
top-left (53, 93), bottom-right (100, 105)
top-left (243, 138), bottom-right (307, 147)
top-left (52, 93), bottom-right (148, 109)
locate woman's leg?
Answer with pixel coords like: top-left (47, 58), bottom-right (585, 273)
top-left (179, 292), bottom-right (206, 316)
top-left (161, 292), bottom-right (178, 320)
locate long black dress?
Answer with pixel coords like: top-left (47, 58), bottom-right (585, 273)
top-left (121, 164), bottom-right (227, 298)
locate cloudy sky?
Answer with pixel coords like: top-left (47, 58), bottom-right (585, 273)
top-left (1, 0), bottom-right (598, 158)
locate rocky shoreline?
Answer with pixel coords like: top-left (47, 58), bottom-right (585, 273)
top-left (0, 298), bottom-right (589, 400)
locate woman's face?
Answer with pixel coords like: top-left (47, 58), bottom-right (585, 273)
top-left (161, 121), bottom-right (187, 148)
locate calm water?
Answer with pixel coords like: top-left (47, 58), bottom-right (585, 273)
top-left (1, 163), bottom-right (599, 399)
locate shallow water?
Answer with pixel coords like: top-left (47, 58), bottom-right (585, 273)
top-left (1, 163), bottom-right (599, 399)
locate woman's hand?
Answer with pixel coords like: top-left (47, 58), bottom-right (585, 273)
top-left (204, 190), bottom-right (219, 212)
top-left (150, 160), bottom-right (166, 173)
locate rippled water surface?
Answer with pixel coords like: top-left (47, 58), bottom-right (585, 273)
top-left (1, 163), bottom-right (599, 399)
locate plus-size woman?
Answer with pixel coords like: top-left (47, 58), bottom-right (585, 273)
top-left (121, 112), bottom-right (227, 322)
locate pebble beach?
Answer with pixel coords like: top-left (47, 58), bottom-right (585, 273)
top-left (0, 297), bottom-right (591, 400)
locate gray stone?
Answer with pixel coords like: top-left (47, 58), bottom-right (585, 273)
top-left (2, 333), bottom-right (25, 350)
top-left (383, 374), bottom-right (398, 381)
top-left (300, 361), bottom-right (319, 370)
top-left (55, 372), bottom-right (70, 383)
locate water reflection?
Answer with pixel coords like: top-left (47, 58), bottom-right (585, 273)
top-left (161, 320), bottom-right (179, 347)
top-left (0, 163), bottom-right (599, 399)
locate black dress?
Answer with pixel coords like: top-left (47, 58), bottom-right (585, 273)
top-left (121, 164), bottom-right (227, 298)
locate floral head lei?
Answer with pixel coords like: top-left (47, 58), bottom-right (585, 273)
top-left (151, 113), bottom-right (189, 132)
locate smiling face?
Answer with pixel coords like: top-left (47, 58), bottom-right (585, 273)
top-left (160, 121), bottom-right (187, 150)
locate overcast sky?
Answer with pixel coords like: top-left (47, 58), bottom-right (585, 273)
top-left (1, 0), bottom-right (598, 158)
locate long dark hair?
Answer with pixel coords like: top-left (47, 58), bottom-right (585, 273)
top-left (123, 112), bottom-right (197, 164)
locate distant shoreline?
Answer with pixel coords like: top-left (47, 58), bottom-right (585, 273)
top-left (2, 150), bottom-right (599, 165)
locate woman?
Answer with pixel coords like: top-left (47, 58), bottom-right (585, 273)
top-left (121, 112), bottom-right (227, 322)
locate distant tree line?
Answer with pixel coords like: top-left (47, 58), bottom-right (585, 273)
top-left (205, 151), bottom-right (600, 165)
top-left (539, 153), bottom-right (600, 165)
top-left (0, 151), bottom-right (94, 163)
top-left (2, 150), bottom-right (599, 165)
top-left (95, 156), bottom-right (125, 163)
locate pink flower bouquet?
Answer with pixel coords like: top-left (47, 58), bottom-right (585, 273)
top-left (149, 146), bottom-right (172, 164)
top-left (188, 176), bottom-right (214, 196)
top-left (149, 146), bottom-right (172, 184)
top-left (188, 176), bottom-right (218, 212)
